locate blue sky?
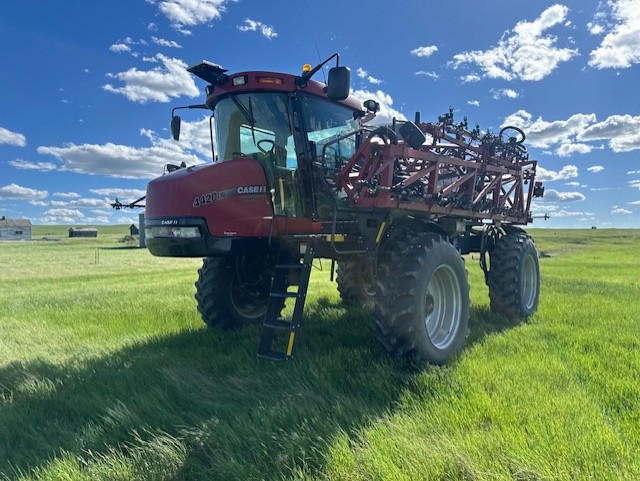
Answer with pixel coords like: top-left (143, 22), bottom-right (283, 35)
top-left (0, 0), bottom-right (638, 228)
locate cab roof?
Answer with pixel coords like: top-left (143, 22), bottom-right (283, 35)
top-left (203, 71), bottom-right (362, 111)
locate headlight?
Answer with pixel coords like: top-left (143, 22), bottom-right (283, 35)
top-left (145, 226), bottom-right (201, 239)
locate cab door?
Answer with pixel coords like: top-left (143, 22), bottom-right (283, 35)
top-left (297, 93), bottom-right (359, 219)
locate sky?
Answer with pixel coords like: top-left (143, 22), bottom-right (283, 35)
top-left (0, 0), bottom-right (639, 228)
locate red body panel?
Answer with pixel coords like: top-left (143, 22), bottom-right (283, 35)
top-left (146, 158), bottom-right (323, 237)
top-left (146, 158), bottom-right (274, 237)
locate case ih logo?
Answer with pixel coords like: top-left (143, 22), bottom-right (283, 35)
top-left (193, 185), bottom-right (267, 208)
top-left (236, 185), bottom-right (267, 195)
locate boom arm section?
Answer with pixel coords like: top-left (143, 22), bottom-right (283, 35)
top-left (336, 110), bottom-right (544, 224)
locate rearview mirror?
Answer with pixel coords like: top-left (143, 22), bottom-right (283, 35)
top-left (170, 115), bottom-right (181, 141)
top-left (327, 66), bottom-right (350, 101)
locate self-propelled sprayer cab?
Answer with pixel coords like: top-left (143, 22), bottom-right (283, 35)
top-left (145, 54), bottom-right (367, 257)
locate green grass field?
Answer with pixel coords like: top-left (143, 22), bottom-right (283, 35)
top-left (1, 227), bottom-right (639, 480)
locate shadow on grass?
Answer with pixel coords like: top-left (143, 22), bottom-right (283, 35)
top-left (0, 300), bottom-right (515, 480)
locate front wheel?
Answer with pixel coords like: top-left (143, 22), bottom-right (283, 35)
top-left (195, 253), bottom-right (282, 329)
top-left (487, 233), bottom-right (540, 319)
top-left (336, 258), bottom-right (377, 305)
top-left (374, 232), bottom-right (470, 365)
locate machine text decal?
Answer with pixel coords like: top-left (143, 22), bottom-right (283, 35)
top-left (192, 185), bottom-right (267, 208)
top-left (193, 191), bottom-right (217, 208)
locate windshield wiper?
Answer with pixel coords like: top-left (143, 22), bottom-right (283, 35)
top-left (230, 95), bottom-right (257, 145)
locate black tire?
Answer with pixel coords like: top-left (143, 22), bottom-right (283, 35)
top-left (488, 233), bottom-right (540, 319)
top-left (336, 258), bottom-right (377, 305)
top-left (195, 253), bottom-right (282, 329)
top-left (374, 232), bottom-right (470, 365)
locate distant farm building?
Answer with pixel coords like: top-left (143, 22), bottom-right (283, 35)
top-left (129, 224), bottom-right (140, 235)
top-left (0, 216), bottom-right (32, 241)
top-left (69, 227), bottom-right (98, 238)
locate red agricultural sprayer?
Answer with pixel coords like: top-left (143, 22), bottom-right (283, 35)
top-left (114, 54), bottom-right (544, 364)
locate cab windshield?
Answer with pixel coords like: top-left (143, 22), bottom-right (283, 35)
top-left (215, 93), bottom-right (296, 167)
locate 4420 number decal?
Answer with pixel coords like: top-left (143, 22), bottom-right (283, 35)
top-left (192, 185), bottom-right (267, 208)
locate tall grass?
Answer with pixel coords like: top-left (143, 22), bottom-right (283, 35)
top-left (1, 227), bottom-right (638, 480)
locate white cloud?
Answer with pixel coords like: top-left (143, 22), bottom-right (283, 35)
top-left (491, 88), bottom-right (519, 99)
top-left (153, 0), bottom-right (228, 30)
top-left (50, 198), bottom-right (111, 208)
top-left (553, 209), bottom-right (592, 217)
top-left (589, 0), bottom-right (640, 69)
top-left (0, 127), bottom-right (27, 147)
top-left (103, 54), bottom-right (199, 103)
top-left (627, 170), bottom-right (640, 175)
top-left (502, 110), bottom-right (597, 149)
top-left (505, 110), bottom-right (640, 153)
top-left (630, 179), bottom-right (640, 189)
top-left (0, 183), bottom-right (48, 200)
top-left (36, 207), bottom-right (104, 224)
top-left (410, 45), bottom-right (438, 58)
top-left (90, 188), bottom-right (146, 201)
top-left (415, 71), bottom-right (439, 79)
top-left (237, 19), bottom-right (278, 39)
top-left (460, 73), bottom-right (481, 83)
top-left (629, 200), bottom-right (640, 205)
top-left (467, 100), bottom-right (480, 106)
top-left (53, 192), bottom-right (81, 198)
top-left (148, 22), bottom-right (158, 31)
top-left (350, 89), bottom-right (406, 126)
top-left (151, 36), bottom-right (182, 48)
top-left (587, 165), bottom-right (605, 172)
top-left (556, 142), bottom-right (594, 157)
top-left (612, 207), bottom-right (632, 214)
top-left (541, 189), bottom-right (586, 202)
top-left (536, 164), bottom-right (578, 182)
top-left (450, 4), bottom-right (577, 81)
top-left (124, 37), bottom-right (146, 46)
top-left (43, 208), bottom-right (84, 218)
top-left (577, 114), bottom-right (640, 152)
top-left (356, 68), bottom-right (383, 85)
top-left (38, 141), bottom-right (199, 179)
top-left (85, 216), bottom-right (112, 224)
top-left (38, 118), bottom-right (210, 178)
top-left (588, 22), bottom-right (605, 35)
top-left (8, 159), bottom-right (56, 171)
top-left (109, 43), bottom-right (131, 53)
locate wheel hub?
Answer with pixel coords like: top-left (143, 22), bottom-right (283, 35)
top-left (425, 293), bottom-right (435, 315)
top-left (424, 264), bottom-right (462, 350)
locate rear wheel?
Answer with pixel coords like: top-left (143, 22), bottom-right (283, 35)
top-left (195, 253), bottom-right (282, 329)
top-left (336, 258), bottom-right (377, 305)
top-left (488, 233), bottom-right (540, 319)
top-left (374, 232), bottom-right (469, 365)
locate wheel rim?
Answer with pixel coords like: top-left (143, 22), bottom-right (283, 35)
top-left (229, 255), bottom-right (271, 320)
top-left (229, 277), bottom-right (268, 319)
top-left (521, 253), bottom-right (537, 310)
top-left (424, 264), bottom-right (462, 350)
